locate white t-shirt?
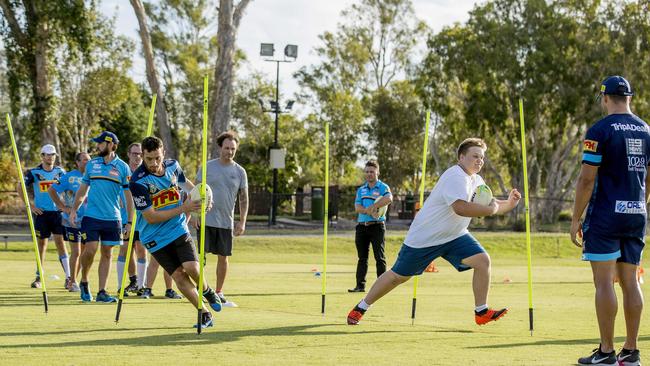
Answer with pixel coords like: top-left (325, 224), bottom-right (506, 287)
top-left (404, 165), bottom-right (485, 248)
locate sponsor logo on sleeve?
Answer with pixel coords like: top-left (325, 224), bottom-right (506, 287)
top-left (133, 196), bottom-right (148, 208)
top-left (583, 139), bottom-right (598, 152)
top-left (615, 200), bottom-right (646, 214)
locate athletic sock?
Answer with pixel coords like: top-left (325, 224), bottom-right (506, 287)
top-left (475, 304), bottom-right (488, 314)
top-left (358, 299), bottom-right (370, 311)
top-left (59, 254), bottom-right (71, 278)
top-left (116, 256), bottom-right (126, 289)
top-left (136, 258), bottom-right (147, 288)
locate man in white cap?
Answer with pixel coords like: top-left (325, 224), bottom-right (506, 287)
top-left (17, 144), bottom-right (70, 288)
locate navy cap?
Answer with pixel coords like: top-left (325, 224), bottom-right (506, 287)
top-left (600, 75), bottom-right (634, 96)
top-left (91, 131), bottom-right (120, 144)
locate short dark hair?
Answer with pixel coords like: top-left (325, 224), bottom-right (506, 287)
top-left (128, 143), bottom-right (141, 153)
top-left (75, 152), bottom-right (89, 161)
top-left (365, 160), bottom-right (379, 170)
top-left (607, 94), bottom-right (630, 105)
top-left (457, 138), bottom-right (487, 158)
top-left (142, 136), bottom-right (164, 152)
top-left (216, 130), bottom-right (240, 147)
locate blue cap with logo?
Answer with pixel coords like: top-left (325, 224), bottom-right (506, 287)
top-left (600, 75), bottom-right (634, 96)
top-left (92, 131), bottom-right (120, 144)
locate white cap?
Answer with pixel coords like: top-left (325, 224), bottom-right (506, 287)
top-left (40, 144), bottom-right (57, 155)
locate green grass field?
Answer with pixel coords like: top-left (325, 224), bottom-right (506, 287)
top-left (0, 232), bottom-right (648, 365)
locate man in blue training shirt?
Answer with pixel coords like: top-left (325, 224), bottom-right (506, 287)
top-left (70, 131), bottom-right (133, 303)
top-left (348, 160), bottom-right (392, 293)
top-left (17, 144), bottom-right (69, 289)
top-left (130, 136), bottom-right (222, 328)
top-left (48, 151), bottom-right (91, 293)
top-left (572, 76), bottom-right (649, 366)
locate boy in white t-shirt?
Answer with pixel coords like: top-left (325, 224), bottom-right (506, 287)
top-left (347, 138), bottom-right (521, 326)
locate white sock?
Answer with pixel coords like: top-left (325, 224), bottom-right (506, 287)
top-left (136, 258), bottom-right (147, 288)
top-left (475, 304), bottom-right (488, 313)
top-left (117, 256), bottom-right (126, 289)
top-left (358, 299), bottom-right (370, 310)
top-left (59, 255), bottom-right (71, 278)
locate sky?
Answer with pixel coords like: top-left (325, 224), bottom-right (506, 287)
top-left (100, 0), bottom-right (479, 109)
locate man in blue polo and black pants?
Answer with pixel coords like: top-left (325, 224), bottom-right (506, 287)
top-left (348, 160), bottom-right (392, 293)
top-left (571, 76), bottom-right (649, 366)
top-left (70, 131), bottom-right (133, 303)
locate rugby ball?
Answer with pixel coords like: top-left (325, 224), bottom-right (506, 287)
top-left (373, 196), bottom-right (388, 219)
top-left (471, 184), bottom-right (493, 206)
top-left (190, 183), bottom-right (213, 206)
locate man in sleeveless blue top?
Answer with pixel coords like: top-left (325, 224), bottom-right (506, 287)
top-left (572, 76), bottom-right (648, 366)
top-left (17, 144), bottom-right (69, 289)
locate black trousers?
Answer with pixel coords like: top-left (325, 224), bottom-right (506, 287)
top-left (354, 223), bottom-right (386, 288)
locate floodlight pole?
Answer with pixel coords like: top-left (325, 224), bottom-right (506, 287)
top-left (271, 60), bottom-right (280, 226)
top-left (261, 45), bottom-right (296, 226)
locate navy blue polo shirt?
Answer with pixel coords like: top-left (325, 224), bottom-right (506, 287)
top-left (582, 113), bottom-right (650, 237)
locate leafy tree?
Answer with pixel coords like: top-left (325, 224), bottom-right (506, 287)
top-left (0, 0), bottom-right (94, 152)
top-left (418, 0), bottom-right (650, 223)
top-left (296, 0), bottom-right (427, 188)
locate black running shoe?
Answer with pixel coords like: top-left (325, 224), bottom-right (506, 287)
top-left (203, 288), bottom-right (222, 312)
top-left (140, 287), bottom-right (153, 299)
top-left (125, 276), bottom-right (138, 293)
top-left (617, 348), bottom-right (641, 366)
top-left (578, 347), bottom-right (617, 365)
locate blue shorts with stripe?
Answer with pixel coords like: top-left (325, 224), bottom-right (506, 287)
top-left (391, 233), bottom-right (486, 276)
top-left (64, 226), bottom-right (85, 244)
top-left (81, 217), bottom-right (122, 246)
top-left (582, 229), bottom-right (644, 265)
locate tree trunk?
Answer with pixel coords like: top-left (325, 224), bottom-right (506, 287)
top-left (209, 0), bottom-right (252, 158)
top-left (129, 0), bottom-right (177, 158)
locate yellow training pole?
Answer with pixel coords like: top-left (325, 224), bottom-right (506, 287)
top-left (196, 75), bottom-right (209, 334)
top-left (116, 94), bottom-right (156, 322)
top-left (6, 114), bottom-right (49, 313)
top-left (321, 121), bottom-right (330, 314)
top-left (411, 110), bottom-right (431, 325)
top-left (519, 98), bottom-right (534, 336)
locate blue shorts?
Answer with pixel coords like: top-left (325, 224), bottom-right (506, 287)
top-left (582, 229), bottom-right (644, 265)
top-left (64, 227), bottom-right (85, 244)
top-left (392, 233), bottom-right (486, 276)
top-left (34, 211), bottom-right (64, 239)
top-left (82, 217), bottom-right (122, 246)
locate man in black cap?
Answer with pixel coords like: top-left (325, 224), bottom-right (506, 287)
top-left (571, 76), bottom-right (648, 366)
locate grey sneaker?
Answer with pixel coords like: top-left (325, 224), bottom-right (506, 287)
top-left (165, 289), bottom-right (182, 299)
top-left (69, 282), bottom-right (80, 292)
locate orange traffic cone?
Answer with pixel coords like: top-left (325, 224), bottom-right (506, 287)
top-left (425, 260), bottom-right (438, 273)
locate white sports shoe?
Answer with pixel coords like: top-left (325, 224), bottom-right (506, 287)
top-left (69, 282), bottom-right (80, 292)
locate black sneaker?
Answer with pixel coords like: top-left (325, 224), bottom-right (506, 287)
top-left (617, 348), bottom-right (641, 366)
top-left (203, 288), bottom-right (222, 312)
top-left (192, 312), bottom-right (214, 329)
top-left (140, 287), bottom-right (153, 299)
top-left (125, 276), bottom-right (138, 293)
top-left (578, 346), bottom-right (617, 365)
top-left (117, 288), bottom-right (129, 297)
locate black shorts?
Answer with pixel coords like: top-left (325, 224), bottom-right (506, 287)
top-left (34, 211), bottom-right (64, 239)
top-left (150, 234), bottom-right (198, 275)
top-left (197, 226), bottom-right (233, 256)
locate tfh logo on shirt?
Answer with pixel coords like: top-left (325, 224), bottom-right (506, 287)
top-left (584, 139), bottom-right (598, 152)
top-left (38, 180), bottom-right (57, 192)
top-left (151, 188), bottom-right (180, 209)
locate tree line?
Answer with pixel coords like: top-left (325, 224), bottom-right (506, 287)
top-left (2, 0), bottom-right (649, 223)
